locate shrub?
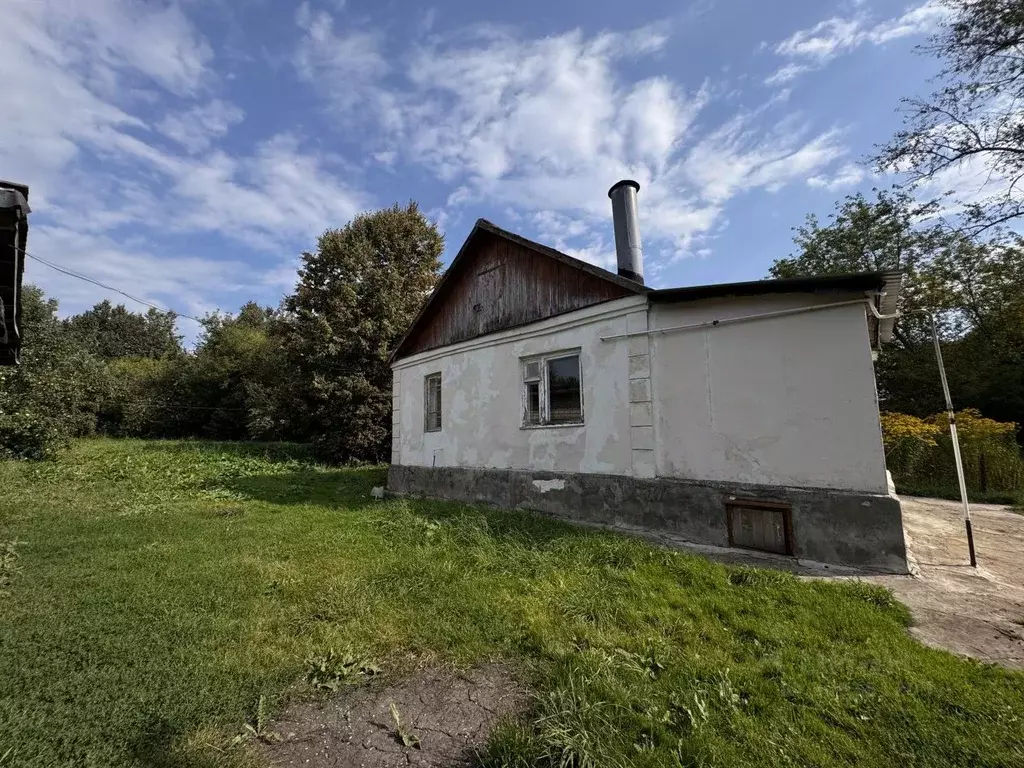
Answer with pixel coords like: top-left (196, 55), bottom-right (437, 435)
top-left (882, 409), bottom-right (1024, 499)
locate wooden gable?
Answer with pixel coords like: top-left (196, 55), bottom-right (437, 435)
top-left (393, 220), bottom-right (644, 360)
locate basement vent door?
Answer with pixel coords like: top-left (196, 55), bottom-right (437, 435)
top-left (726, 500), bottom-right (793, 556)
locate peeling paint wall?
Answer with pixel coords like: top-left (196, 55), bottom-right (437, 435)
top-left (649, 294), bottom-right (888, 494)
top-left (392, 291), bottom-right (889, 496)
top-left (392, 296), bottom-right (646, 475)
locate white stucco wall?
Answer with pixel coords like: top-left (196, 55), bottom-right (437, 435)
top-left (649, 294), bottom-right (889, 494)
top-left (392, 291), bottom-right (889, 495)
top-left (392, 296), bottom-right (646, 474)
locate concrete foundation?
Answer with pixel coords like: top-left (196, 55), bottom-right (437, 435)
top-left (388, 465), bottom-right (909, 574)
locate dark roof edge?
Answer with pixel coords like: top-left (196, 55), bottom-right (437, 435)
top-left (648, 270), bottom-right (900, 303)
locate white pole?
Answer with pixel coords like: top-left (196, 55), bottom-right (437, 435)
top-left (930, 313), bottom-right (977, 567)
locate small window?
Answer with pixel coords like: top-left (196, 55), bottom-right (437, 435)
top-left (521, 352), bottom-right (583, 427)
top-left (424, 373), bottom-right (441, 432)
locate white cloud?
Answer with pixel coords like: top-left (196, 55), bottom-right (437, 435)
top-left (768, 1), bottom-right (948, 83)
top-left (807, 162), bottom-right (866, 190)
top-left (31, 226), bottom-right (251, 311)
top-left (292, 2), bottom-right (388, 111)
top-left (157, 100), bottom-right (245, 153)
top-left (775, 17), bottom-right (862, 62)
top-left (684, 119), bottom-right (846, 204)
top-left (764, 63), bottom-right (810, 86)
top-left (869, 1), bottom-right (947, 44)
top-left (285, 21), bottom-right (851, 263)
top-left (2, 0), bottom-right (371, 322)
top-left (360, 27), bottom-right (781, 256)
top-left (22, 0), bottom-right (213, 97)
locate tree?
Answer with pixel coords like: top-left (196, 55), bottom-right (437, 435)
top-left (769, 189), bottom-right (963, 346)
top-left (876, 0), bottom-right (1024, 234)
top-left (0, 286), bottom-right (107, 458)
top-left (190, 303), bottom-right (301, 440)
top-left (282, 203), bottom-right (443, 462)
top-left (770, 192), bottom-right (1024, 432)
top-left (64, 300), bottom-right (182, 360)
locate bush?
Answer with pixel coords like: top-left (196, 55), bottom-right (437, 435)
top-left (0, 287), bottom-right (108, 460)
top-left (0, 410), bottom-right (69, 460)
top-left (881, 409), bottom-right (1024, 500)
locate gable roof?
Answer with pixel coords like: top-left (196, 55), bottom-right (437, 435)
top-left (470, 219), bottom-right (647, 293)
top-left (391, 219), bottom-right (904, 362)
top-left (390, 219), bottom-right (647, 361)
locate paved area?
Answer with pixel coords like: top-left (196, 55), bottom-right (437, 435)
top-left (873, 497), bottom-right (1024, 669)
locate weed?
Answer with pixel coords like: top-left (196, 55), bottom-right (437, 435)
top-left (233, 695), bottom-right (281, 746)
top-left (305, 648), bottom-right (381, 692)
top-left (0, 541), bottom-right (20, 596)
top-left (389, 702), bottom-right (420, 749)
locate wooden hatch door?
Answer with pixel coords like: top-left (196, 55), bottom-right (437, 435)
top-left (726, 499), bottom-right (793, 556)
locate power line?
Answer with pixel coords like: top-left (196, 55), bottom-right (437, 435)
top-left (14, 245), bottom-right (204, 323)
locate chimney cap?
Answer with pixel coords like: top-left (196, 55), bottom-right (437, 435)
top-left (607, 179), bottom-right (640, 198)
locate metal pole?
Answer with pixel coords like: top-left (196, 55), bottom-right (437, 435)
top-left (930, 313), bottom-right (977, 567)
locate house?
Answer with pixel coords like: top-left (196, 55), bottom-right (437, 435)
top-left (388, 180), bottom-right (908, 573)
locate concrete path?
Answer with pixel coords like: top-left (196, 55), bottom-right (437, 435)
top-left (873, 497), bottom-right (1024, 669)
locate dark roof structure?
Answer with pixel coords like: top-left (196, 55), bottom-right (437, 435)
top-left (392, 219), bottom-right (902, 360)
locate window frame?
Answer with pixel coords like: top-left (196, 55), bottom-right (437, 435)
top-left (423, 372), bottom-right (442, 433)
top-left (520, 350), bottom-right (583, 428)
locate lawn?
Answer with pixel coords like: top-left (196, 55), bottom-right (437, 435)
top-left (1, 439), bottom-right (1022, 768)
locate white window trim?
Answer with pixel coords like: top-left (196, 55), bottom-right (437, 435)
top-left (424, 372), bottom-right (442, 432)
top-left (520, 350), bottom-right (583, 428)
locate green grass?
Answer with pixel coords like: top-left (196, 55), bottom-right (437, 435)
top-left (894, 483), bottom-right (1024, 507)
top-left (1, 439), bottom-right (1022, 768)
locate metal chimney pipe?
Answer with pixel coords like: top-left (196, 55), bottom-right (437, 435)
top-left (608, 179), bottom-right (643, 284)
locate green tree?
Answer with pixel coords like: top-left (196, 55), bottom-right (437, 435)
top-left (772, 192), bottom-right (1024, 434)
top-left (0, 286), bottom-right (106, 458)
top-left (64, 300), bottom-right (182, 360)
top-left (191, 303), bottom-right (301, 440)
top-left (876, 0), bottom-right (1024, 234)
top-left (283, 203), bottom-right (444, 462)
top-left (769, 189), bottom-right (960, 346)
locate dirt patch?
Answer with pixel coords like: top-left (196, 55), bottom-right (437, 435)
top-left (871, 497), bottom-right (1024, 669)
top-left (259, 664), bottom-right (529, 767)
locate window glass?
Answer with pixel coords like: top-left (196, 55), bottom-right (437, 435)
top-left (547, 355), bottom-right (582, 424)
top-left (424, 373), bottom-right (441, 431)
top-left (525, 381), bottom-right (541, 425)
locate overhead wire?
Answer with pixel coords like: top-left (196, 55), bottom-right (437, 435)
top-left (14, 245), bottom-right (205, 323)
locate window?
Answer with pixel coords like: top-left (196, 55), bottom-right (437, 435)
top-left (522, 352), bottom-right (582, 426)
top-left (424, 373), bottom-right (441, 432)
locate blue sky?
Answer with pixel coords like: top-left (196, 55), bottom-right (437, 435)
top-left (4, 0), bottom-right (970, 339)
